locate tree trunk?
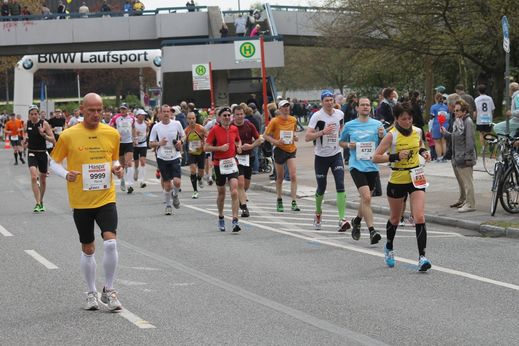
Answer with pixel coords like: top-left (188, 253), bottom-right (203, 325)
top-left (424, 56), bottom-right (433, 122)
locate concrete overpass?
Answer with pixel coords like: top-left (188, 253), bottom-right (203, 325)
top-left (1, 5), bottom-right (334, 109)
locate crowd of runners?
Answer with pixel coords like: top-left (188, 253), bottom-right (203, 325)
top-left (5, 83), bottom-right (519, 310)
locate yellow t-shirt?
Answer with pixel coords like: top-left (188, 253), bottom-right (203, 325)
top-left (389, 126), bottom-right (421, 184)
top-left (51, 123), bottom-right (120, 209)
top-left (265, 115), bottom-right (297, 153)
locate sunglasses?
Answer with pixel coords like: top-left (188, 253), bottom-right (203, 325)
top-left (220, 113), bottom-right (231, 117)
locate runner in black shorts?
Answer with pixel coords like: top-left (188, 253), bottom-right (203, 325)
top-left (50, 93), bottom-right (124, 311)
top-left (340, 96), bottom-right (385, 243)
top-left (23, 105), bottom-right (55, 213)
top-left (133, 109), bottom-right (149, 188)
top-left (233, 105), bottom-right (262, 217)
top-left (205, 106), bottom-right (242, 232)
top-left (185, 111), bottom-right (206, 199)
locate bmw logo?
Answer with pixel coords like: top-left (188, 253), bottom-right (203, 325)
top-left (153, 56), bottom-right (161, 67)
top-left (22, 59), bottom-right (34, 70)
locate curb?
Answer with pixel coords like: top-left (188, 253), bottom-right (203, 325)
top-left (146, 157), bottom-right (510, 238)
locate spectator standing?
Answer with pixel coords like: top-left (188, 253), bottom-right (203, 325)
top-left (56, 1), bottom-right (66, 19)
top-left (409, 91), bottom-right (425, 140)
top-left (341, 92), bottom-right (358, 165)
top-left (123, 0), bottom-right (132, 15)
top-left (234, 13), bottom-right (246, 36)
top-left (132, 0), bottom-right (144, 15)
top-left (2, 0), bottom-right (10, 17)
top-left (41, 3), bottom-right (51, 17)
top-left (220, 23), bottom-right (229, 38)
top-left (100, 0), bottom-right (111, 16)
top-left (429, 93), bottom-right (449, 162)
top-left (78, 2), bottom-right (89, 17)
top-left (245, 9), bottom-right (257, 36)
top-left (9, 0), bottom-right (21, 17)
top-left (186, 0), bottom-right (195, 12)
top-left (441, 99), bottom-right (476, 213)
top-left (378, 87), bottom-right (397, 125)
top-left (250, 24), bottom-right (261, 37)
top-left (473, 84), bottom-right (495, 149)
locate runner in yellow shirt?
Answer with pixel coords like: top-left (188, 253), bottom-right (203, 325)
top-left (50, 93), bottom-right (125, 311)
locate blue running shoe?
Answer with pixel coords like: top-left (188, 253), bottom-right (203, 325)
top-left (418, 256), bottom-right (431, 272)
top-left (384, 246), bottom-right (395, 268)
top-left (232, 219), bottom-right (241, 233)
top-left (218, 218), bottom-right (225, 232)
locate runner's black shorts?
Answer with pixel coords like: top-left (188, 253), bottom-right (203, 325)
top-left (476, 124), bottom-right (492, 133)
top-left (238, 160), bottom-right (253, 180)
top-left (10, 139), bottom-right (21, 147)
top-left (386, 182), bottom-right (425, 199)
top-left (28, 151), bottom-right (48, 174)
top-left (133, 147), bottom-right (147, 161)
top-left (350, 168), bottom-right (379, 191)
top-left (157, 158), bottom-right (181, 181)
top-left (214, 165), bottom-right (239, 186)
top-left (188, 153), bottom-right (205, 169)
top-left (119, 142), bottom-right (133, 155)
top-left (273, 147), bottom-right (296, 165)
top-left (73, 202), bottom-right (118, 244)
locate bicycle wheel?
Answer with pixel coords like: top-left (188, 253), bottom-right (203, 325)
top-left (482, 141), bottom-right (500, 176)
top-left (500, 167), bottom-right (519, 213)
top-left (490, 162), bottom-right (503, 216)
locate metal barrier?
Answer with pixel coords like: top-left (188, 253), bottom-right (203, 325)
top-left (161, 35), bottom-right (283, 47)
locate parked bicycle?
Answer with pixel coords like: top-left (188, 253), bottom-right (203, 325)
top-left (481, 123), bottom-right (500, 175)
top-left (486, 133), bottom-right (519, 215)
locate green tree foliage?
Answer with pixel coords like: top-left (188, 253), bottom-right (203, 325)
top-left (318, 0), bottom-right (518, 114)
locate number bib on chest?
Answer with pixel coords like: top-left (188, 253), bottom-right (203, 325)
top-left (220, 157), bottom-right (238, 174)
top-left (236, 154), bottom-right (250, 167)
top-left (82, 162), bottom-right (111, 191)
top-left (280, 130), bottom-right (293, 145)
top-left (323, 132), bottom-right (338, 148)
top-left (118, 122), bottom-right (131, 135)
top-left (189, 140), bottom-right (202, 153)
top-left (356, 142), bottom-right (375, 160)
top-left (10, 135), bottom-right (18, 141)
top-left (160, 145), bottom-right (175, 160)
top-left (54, 127), bottom-right (63, 135)
top-left (410, 166), bottom-right (428, 189)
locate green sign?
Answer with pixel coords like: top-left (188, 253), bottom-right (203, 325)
top-left (239, 42), bottom-right (256, 58)
top-left (195, 64), bottom-right (207, 76)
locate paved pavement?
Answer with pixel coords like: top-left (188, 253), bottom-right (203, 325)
top-left (148, 137), bottom-right (518, 237)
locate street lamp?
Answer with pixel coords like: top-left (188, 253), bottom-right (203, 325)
top-left (238, 0), bottom-right (241, 11)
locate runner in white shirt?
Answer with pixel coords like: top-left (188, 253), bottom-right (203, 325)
top-left (305, 90), bottom-right (350, 232)
top-left (473, 84), bottom-right (495, 149)
top-left (149, 104), bottom-right (185, 215)
top-left (132, 109), bottom-right (149, 188)
top-left (109, 103), bottom-right (137, 194)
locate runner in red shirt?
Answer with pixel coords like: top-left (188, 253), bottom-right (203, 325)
top-left (205, 106), bottom-right (242, 232)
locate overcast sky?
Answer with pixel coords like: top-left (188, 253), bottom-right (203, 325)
top-left (144, 0), bottom-right (325, 11)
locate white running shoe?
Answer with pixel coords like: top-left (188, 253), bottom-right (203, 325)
top-left (120, 178), bottom-right (126, 192)
top-left (85, 291), bottom-right (99, 310)
top-left (100, 288), bottom-right (122, 311)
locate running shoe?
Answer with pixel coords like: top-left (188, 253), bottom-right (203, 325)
top-left (241, 207), bottom-right (250, 217)
top-left (198, 178), bottom-right (204, 189)
top-left (398, 217), bottom-right (405, 226)
top-left (14, 161), bottom-right (18, 165)
top-left (384, 246), bottom-right (396, 268)
top-left (155, 169), bottom-right (161, 179)
top-left (38, 203), bottom-right (46, 212)
top-left (20, 157), bottom-right (25, 164)
top-left (100, 287), bottom-right (122, 311)
top-left (291, 200), bottom-right (300, 211)
top-left (84, 291), bottom-right (99, 310)
top-left (276, 200), bottom-right (284, 212)
top-left (313, 213), bottom-right (322, 230)
top-left (33, 204), bottom-right (41, 213)
top-left (120, 178), bottom-right (126, 192)
top-left (418, 256), bottom-right (432, 272)
top-left (192, 191), bottom-right (199, 199)
top-left (369, 230), bottom-right (381, 245)
top-left (232, 219), bottom-right (241, 233)
top-left (218, 218), bottom-right (225, 232)
top-left (339, 219), bottom-right (351, 233)
top-left (165, 205), bottom-right (172, 215)
top-left (140, 182), bottom-right (147, 188)
top-left (407, 216), bottom-right (415, 226)
top-left (350, 220), bottom-right (360, 239)
top-left (127, 186), bottom-right (134, 194)
top-left (172, 192), bottom-right (180, 209)
top-left (208, 177), bottom-right (214, 186)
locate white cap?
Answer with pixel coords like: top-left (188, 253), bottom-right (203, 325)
top-left (278, 100), bottom-right (290, 108)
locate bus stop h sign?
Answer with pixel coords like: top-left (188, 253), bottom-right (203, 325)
top-left (234, 40), bottom-right (261, 63)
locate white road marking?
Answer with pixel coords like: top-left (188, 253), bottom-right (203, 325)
top-left (184, 204), bottom-right (519, 292)
top-left (0, 224), bottom-right (13, 237)
top-left (97, 297), bottom-right (156, 329)
top-left (24, 250), bottom-right (58, 269)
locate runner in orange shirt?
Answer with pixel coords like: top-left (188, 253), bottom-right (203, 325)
top-left (4, 113), bottom-right (25, 165)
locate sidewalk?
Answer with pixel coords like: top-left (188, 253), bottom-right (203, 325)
top-left (147, 139), bottom-right (519, 238)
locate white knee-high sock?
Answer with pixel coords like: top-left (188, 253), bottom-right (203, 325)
top-left (138, 166), bottom-right (145, 182)
top-left (103, 239), bottom-right (118, 290)
top-left (125, 167), bottom-right (134, 186)
top-left (164, 190), bottom-right (172, 206)
top-left (80, 252), bottom-right (97, 293)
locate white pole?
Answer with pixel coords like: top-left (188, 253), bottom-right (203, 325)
top-left (77, 74), bottom-right (81, 105)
